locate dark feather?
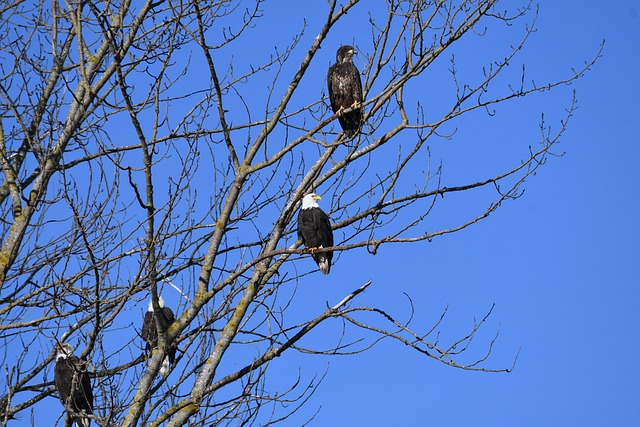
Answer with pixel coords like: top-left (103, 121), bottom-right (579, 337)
top-left (54, 353), bottom-right (93, 427)
top-left (298, 206), bottom-right (334, 274)
top-left (328, 45), bottom-right (363, 137)
top-left (142, 305), bottom-right (177, 374)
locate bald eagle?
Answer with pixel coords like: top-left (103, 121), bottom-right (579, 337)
top-left (298, 193), bottom-right (334, 274)
top-left (54, 343), bottom-right (94, 427)
top-left (141, 296), bottom-right (176, 376)
top-left (327, 45), bottom-right (363, 137)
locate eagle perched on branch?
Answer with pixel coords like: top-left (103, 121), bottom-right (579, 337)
top-left (54, 343), bottom-right (94, 427)
top-left (327, 45), bottom-right (363, 138)
top-left (141, 296), bottom-right (177, 376)
top-left (297, 193), bottom-right (334, 274)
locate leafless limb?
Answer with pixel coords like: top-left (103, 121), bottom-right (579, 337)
top-left (0, 1), bottom-right (600, 426)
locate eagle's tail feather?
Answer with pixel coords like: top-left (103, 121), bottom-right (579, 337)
top-left (317, 255), bottom-right (331, 275)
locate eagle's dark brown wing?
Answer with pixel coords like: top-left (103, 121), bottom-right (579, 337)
top-left (298, 207), bottom-right (334, 274)
top-left (142, 306), bottom-right (177, 370)
top-left (328, 61), bottom-right (363, 137)
top-left (142, 307), bottom-right (175, 351)
top-left (54, 356), bottom-right (94, 415)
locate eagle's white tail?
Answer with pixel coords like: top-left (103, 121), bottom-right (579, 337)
top-left (75, 416), bottom-right (91, 427)
top-left (317, 255), bottom-right (330, 275)
top-left (160, 356), bottom-right (171, 376)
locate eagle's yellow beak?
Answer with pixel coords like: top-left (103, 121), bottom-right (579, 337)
top-left (313, 195), bottom-right (322, 201)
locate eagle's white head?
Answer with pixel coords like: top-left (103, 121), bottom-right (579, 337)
top-left (55, 342), bottom-right (74, 361)
top-left (147, 296), bottom-right (165, 312)
top-left (301, 193), bottom-right (322, 210)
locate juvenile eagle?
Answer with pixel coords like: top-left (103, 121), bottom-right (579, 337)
top-left (327, 45), bottom-right (363, 137)
top-left (141, 296), bottom-right (177, 376)
top-left (297, 193), bottom-right (334, 274)
top-left (54, 343), bottom-right (94, 427)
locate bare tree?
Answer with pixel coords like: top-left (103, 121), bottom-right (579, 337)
top-left (0, 1), bottom-right (600, 426)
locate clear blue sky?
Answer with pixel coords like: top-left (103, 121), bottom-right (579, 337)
top-left (17, 2), bottom-right (638, 426)
top-left (261, 2), bottom-right (639, 426)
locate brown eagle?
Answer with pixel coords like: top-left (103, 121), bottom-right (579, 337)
top-left (327, 45), bottom-right (363, 138)
top-left (54, 343), bottom-right (94, 427)
top-left (297, 193), bottom-right (334, 274)
top-left (141, 296), bottom-right (177, 376)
